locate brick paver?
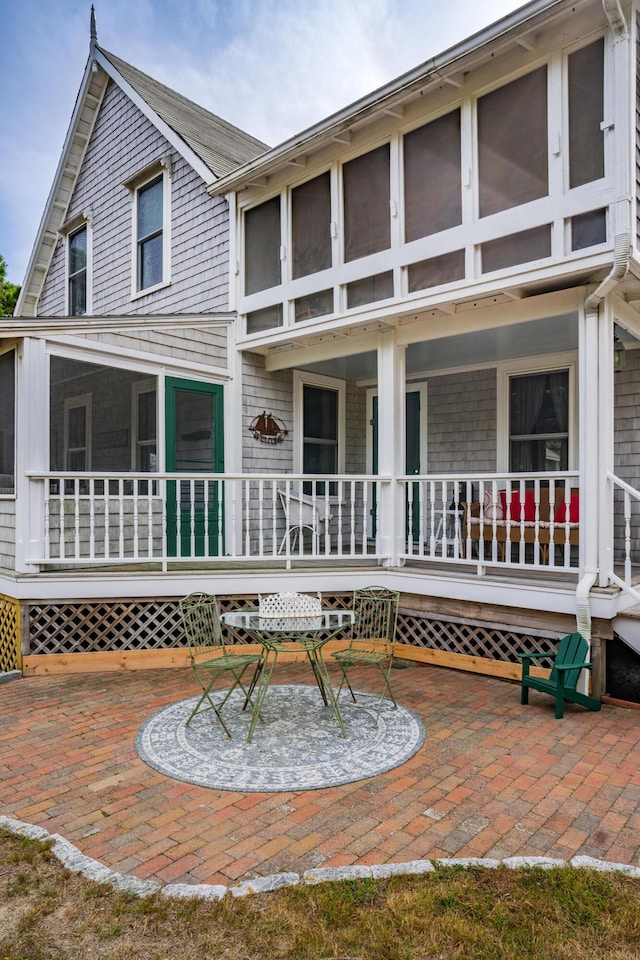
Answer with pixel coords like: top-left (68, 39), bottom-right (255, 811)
top-left (1, 662), bottom-right (639, 886)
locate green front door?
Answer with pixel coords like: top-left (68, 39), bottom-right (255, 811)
top-left (165, 378), bottom-right (224, 557)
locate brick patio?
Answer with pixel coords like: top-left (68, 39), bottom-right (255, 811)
top-left (1, 662), bottom-right (639, 886)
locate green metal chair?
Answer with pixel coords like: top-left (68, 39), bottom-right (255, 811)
top-left (331, 586), bottom-right (400, 722)
top-left (179, 592), bottom-right (264, 738)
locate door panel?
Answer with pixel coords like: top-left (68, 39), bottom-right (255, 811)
top-left (165, 379), bottom-right (224, 557)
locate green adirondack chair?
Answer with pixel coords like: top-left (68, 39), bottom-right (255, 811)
top-left (517, 632), bottom-right (601, 720)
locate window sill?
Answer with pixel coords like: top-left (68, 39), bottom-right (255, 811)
top-left (131, 279), bottom-right (171, 301)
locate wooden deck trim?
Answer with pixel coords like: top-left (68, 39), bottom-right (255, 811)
top-left (21, 641), bottom-right (548, 681)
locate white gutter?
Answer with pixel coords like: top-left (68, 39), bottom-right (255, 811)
top-left (577, 0), bottom-right (631, 644)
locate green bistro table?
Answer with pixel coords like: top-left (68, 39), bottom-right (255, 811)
top-left (220, 608), bottom-right (354, 743)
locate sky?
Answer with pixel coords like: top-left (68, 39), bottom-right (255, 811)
top-left (1, 0), bottom-right (527, 287)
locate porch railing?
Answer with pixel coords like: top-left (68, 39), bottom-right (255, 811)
top-left (607, 472), bottom-right (640, 601)
top-left (400, 472), bottom-right (580, 572)
top-left (26, 473), bottom-right (387, 566)
top-left (25, 470), bottom-right (582, 573)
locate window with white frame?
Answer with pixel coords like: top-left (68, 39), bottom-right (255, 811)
top-left (136, 175), bottom-right (164, 291)
top-left (132, 380), bottom-right (157, 471)
top-left (126, 160), bottom-right (171, 297)
top-left (0, 350), bottom-right (15, 495)
top-left (68, 224), bottom-right (88, 316)
top-left (64, 394), bottom-right (92, 471)
top-left (294, 372), bottom-right (345, 494)
top-left (509, 369), bottom-right (569, 472)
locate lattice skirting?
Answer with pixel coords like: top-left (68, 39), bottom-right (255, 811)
top-left (0, 595), bottom-right (20, 671)
top-left (23, 594), bottom-right (557, 667)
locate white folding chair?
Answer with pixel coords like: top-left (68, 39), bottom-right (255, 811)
top-left (277, 489), bottom-right (333, 554)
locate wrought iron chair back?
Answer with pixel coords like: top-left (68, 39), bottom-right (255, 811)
top-left (179, 592), bottom-right (264, 738)
top-left (332, 585), bottom-right (400, 723)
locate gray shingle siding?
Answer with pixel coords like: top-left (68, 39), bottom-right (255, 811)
top-left (427, 369), bottom-right (497, 472)
top-left (38, 80), bottom-right (231, 320)
top-left (0, 502), bottom-right (15, 570)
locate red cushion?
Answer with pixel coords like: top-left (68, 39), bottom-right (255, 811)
top-left (554, 492), bottom-right (579, 524)
top-left (500, 489), bottom-right (537, 521)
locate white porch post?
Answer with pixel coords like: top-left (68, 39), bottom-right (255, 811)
top-left (377, 329), bottom-right (405, 566)
top-left (598, 299), bottom-right (615, 588)
top-left (15, 337), bottom-right (48, 572)
top-left (578, 301), bottom-right (600, 584)
top-left (225, 325), bottom-right (243, 557)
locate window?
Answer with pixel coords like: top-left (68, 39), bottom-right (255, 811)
top-left (478, 67), bottom-right (548, 217)
top-left (245, 197), bottom-right (281, 295)
top-left (343, 145), bottom-right (390, 261)
top-left (64, 395), bottom-right (92, 471)
top-left (136, 175), bottom-right (164, 291)
top-left (404, 110), bottom-right (462, 242)
top-left (0, 350), bottom-right (15, 495)
top-left (568, 38), bottom-right (604, 189)
top-left (509, 370), bottom-right (569, 472)
top-left (68, 225), bottom-right (88, 316)
top-left (295, 372), bottom-right (345, 494)
top-left (292, 172), bottom-right (332, 278)
top-left (132, 381), bottom-right (157, 471)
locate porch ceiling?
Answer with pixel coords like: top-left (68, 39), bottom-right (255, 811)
top-left (300, 313), bottom-right (579, 382)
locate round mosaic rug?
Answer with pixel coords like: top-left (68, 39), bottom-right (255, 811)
top-left (136, 684), bottom-right (425, 792)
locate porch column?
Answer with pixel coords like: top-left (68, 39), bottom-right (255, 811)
top-left (597, 298), bottom-right (615, 589)
top-left (14, 337), bottom-right (47, 572)
top-left (225, 329), bottom-right (243, 557)
top-left (376, 329), bottom-right (405, 567)
top-left (578, 300), bottom-right (601, 583)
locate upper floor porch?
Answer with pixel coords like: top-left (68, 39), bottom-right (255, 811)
top-left (210, 0), bottom-right (638, 355)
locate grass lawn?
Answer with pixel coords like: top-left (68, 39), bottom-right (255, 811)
top-left (1, 828), bottom-right (640, 959)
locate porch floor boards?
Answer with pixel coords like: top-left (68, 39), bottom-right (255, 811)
top-left (1, 663), bottom-right (639, 888)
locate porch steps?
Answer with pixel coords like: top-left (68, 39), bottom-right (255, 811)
top-left (613, 607), bottom-right (640, 656)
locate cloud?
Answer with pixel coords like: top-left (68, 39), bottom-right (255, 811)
top-left (0, 0), bottom-right (525, 284)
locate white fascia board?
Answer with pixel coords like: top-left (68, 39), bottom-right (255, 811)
top-left (93, 49), bottom-right (216, 185)
top-left (207, 0), bottom-right (574, 196)
top-left (0, 313), bottom-right (234, 338)
top-left (15, 55), bottom-right (104, 316)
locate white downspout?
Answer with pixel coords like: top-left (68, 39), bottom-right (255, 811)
top-left (577, 0), bottom-right (631, 653)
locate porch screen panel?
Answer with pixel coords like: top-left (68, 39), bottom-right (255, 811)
top-left (245, 197), bottom-right (281, 294)
top-left (509, 370), bottom-right (569, 472)
top-left (569, 38), bottom-right (604, 189)
top-left (0, 351), bottom-right (15, 495)
top-left (343, 145), bottom-right (390, 261)
top-left (404, 109), bottom-right (462, 241)
top-left (292, 172), bottom-right (331, 278)
top-left (478, 66), bottom-right (548, 217)
top-left (50, 357), bottom-right (156, 472)
top-left (174, 391), bottom-right (215, 471)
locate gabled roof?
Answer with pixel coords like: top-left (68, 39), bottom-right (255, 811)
top-left (98, 48), bottom-right (268, 177)
top-left (16, 34), bottom-right (268, 316)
